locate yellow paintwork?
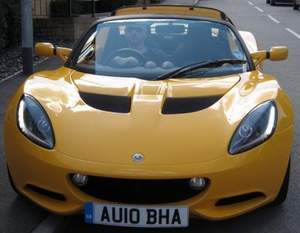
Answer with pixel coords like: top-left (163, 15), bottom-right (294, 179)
top-left (251, 46), bottom-right (288, 67)
top-left (4, 6), bottom-right (294, 221)
top-left (269, 46), bottom-right (289, 60)
top-left (35, 43), bottom-right (71, 62)
top-left (4, 67), bottom-right (294, 219)
top-left (35, 43), bottom-right (55, 57)
top-left (115, 5), bottom-right (224, 20)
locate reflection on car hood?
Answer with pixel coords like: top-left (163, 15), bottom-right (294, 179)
top-left (72, 71), bottom-right (240, 97)
top-left (23, 68), bottom-right (281, 165)
top-left (72, 72), bottom-right (240, 114)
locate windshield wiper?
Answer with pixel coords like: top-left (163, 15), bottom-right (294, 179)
top-left (156, 59), bottom-right (248, 81)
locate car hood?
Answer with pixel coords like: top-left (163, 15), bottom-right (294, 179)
top-left (23, 68), bottom-right (280, 165)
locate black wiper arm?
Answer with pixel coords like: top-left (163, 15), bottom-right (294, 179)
top-left (156, 59), bottom-right (247, 81)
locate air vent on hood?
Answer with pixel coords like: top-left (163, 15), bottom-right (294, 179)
top-left (79, 92), bottom-right (131, 113)
top-left (162, 96), bottom-right (222, 114)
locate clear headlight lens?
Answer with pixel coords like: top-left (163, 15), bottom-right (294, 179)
top-left (229, 101), bottom-right (277, 155)
top-left (17, 95), bottom-right (55, 149)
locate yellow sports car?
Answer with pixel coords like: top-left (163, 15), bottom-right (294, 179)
top-left (4, 5), bottom-right (294, 227)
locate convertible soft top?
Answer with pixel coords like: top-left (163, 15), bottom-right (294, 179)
top-left (113, 5), bottom-right (234, 25)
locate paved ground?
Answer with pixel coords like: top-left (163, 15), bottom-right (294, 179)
top-left (0, 0), bottom-right (299, 232)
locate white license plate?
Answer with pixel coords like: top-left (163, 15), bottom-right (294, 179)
top-left (84, 203), bottom-right (189, 228)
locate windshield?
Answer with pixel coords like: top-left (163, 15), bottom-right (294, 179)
top-left (72, 18), bottom-right (250, 80)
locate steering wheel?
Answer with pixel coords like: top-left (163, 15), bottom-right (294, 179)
top-left (103, 48), bottom-right (146, 67)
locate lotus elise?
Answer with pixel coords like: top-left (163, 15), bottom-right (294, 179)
top-left (4, 5), bottom-right (294, 228)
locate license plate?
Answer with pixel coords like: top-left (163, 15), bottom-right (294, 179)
top-left (84, 203), bottom-right (189, 228)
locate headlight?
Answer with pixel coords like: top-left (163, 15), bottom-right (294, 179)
top-left (229, 101), bottom-right (277, 155)
top-left (17, 95), bottom-right (55, 149)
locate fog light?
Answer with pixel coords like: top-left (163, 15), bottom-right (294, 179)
top-left (189, 177), bottom-right (207, 190)
top-left (72, 174), bottom-right (88, 187)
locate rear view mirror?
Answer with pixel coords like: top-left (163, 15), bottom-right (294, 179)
top-left (269, 46), bottom-right (288, 61)
top-left (35, 42), bottom-right (72, 62)
top-left (251, 46), bottom-right (288, 66)
top-left (35, 42), bottom-right (54, 57)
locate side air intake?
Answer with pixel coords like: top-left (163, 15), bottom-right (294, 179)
top-left (162, 96), bottom-right (222, 114)
top-left (80, 92), bottom-right (131, 113)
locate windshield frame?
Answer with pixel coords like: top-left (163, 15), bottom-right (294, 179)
top-left (65, 15), bottom-right (255, 77)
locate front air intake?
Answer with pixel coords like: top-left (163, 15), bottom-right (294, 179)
top-left (215, 192), bottom-right (265, 206)
top-left (162, 96), bottom-right (222, 114)
top-left (25, 184), bottom-right (66, 201)
top-left (80, 92), bottom-right (131, 113)
top-left (71, 176), bottom-right (207, 204)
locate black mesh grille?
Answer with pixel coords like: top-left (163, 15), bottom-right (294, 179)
top-left (80, 92), bottom-right (131, 113)
top-left (162, 96), bottom-right (222, 114)
top-left (72, 176), bottom-right (207, 204)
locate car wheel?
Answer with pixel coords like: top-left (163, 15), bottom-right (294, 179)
top-left (7, 165), bottom-right (21, 195)
top-left (267, 0), bottom-right (270, 3)
top-left (271, 161), bottom-right (290, 206)
top-left (270, 0), bottom-right (277, 6)
top-left (294, 4), bottom-right (299, 10)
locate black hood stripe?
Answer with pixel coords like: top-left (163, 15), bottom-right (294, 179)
top-left (162, 95), bottom-right (222, 114)
top-left (79, 92), bottom-right (131, 113)
top-left (80, 92), bottom-right (222, 114)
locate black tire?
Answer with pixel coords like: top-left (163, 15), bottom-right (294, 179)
top-left (271, 161), bottom-right (290, 206)
top-left (270, 0), bottom-right (277, 6)
top-left (7, 165), bottom-right (21, 195)
top-left (267, 0), bottom-right (270, 4)
top-left (294, 4), bottom-right (299, 10)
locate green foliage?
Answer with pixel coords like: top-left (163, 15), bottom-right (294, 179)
top-left (0, 0), bottom-right (20, 50)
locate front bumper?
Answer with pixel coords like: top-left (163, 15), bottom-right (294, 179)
top-left (5, 119), bottom-right (293, 221)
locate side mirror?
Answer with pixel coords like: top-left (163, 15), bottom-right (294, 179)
top-left (35, 42), bottom-right (72, 62)
top-left (269, 46), bottom-right (289, 61)
top-left (35, 43), bottom-right (54, 57)
top-left (251, 46), bottom-right (288, 66)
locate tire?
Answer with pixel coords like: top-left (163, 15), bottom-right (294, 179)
top-left (271, 161), bottom-right (290, 206)
top-left (270, 0), bottom-right (277, 6)
top-left (267, 0), bottom-right (270, 4)
top-left (294, 4), bottom-right (299, 10)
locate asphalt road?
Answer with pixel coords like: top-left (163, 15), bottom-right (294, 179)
top-left (0, 0), bottom-right (299, 232)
